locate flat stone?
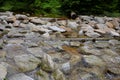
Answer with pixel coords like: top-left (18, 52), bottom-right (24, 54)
top-left (83, 55), bottom-right (105, 67)
top-left (30, 18), bottom-right (47, 24)
top-left (14, 54), bottom-right (41, 72)
top-left (5, 44), bottom-right (26, 58)
top-left (15, 14), bottom-right (28, 20)
top-left (48, 26), bottom-right (66, 32)
top-left (85, 31), bottom-right (101, 38)
top-left (8, 73), bottom-right (34, 80)
top-left (67, 21), bottom-right (78, 29)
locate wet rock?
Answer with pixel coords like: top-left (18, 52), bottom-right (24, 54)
top-left (7, 39), bottom-right (24, 44)
top-left (0, 50), bottom-right (6, 58)
top-left (8, 73), bottom-right (34, 80)
top-left (14, 54), bottom-right (41, 72)
top-left (109, 30), bottom-right (120, 36)
top-left (13, 20), bottom-right (20, 27)
top-left (0, 64), bottom-right (7, 80)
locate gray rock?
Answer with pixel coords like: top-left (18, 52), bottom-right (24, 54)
top-left (5, 44), bottom-right (26, 58)
top-left (94, 41), bottom-right (109, 48)
top-left (102, 55), bottom-right (120, 74)
top-left (0, 11), bottom-right (13, 16)
top-left (109, 39), bottom-right (119, 46)
top-left (83, 55), bottom-right (105, 67)
top-left (30, 18), bottom-right (47, 24)
top-left (48, 26), bottom-right (66, 32)
top-left (27, 47), bottom-right (46, 58)
top-left (14, 54), bottom-right (41, 72)
top-left (61, 62), bottom-right (70, 74)
top-left (0, 64), bottom-right (7, 80)
top-left (67, 21), bottom-right (78, 29)
top-left (15, 14), bottom-right (28, 20)
top-left (1, 62), bottom-right (18, 77)
top-left (95, 17), bottom-right (105, 23)
top-left (109, 30), bottom-right (120, 36)
top-left (70, 41), bottom-right (80, 47)
top-left (85, 31), bottom-right (101, 38)
top-left (80, 24), bottom-right (94, 32)
top-left (8, 73), bottom-right (34, 80)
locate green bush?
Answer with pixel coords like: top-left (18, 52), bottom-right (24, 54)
top-left (0, 0), bottom-right (119, 17)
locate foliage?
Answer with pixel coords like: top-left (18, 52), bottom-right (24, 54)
top-left (0, 0), bottom-right (119, 17)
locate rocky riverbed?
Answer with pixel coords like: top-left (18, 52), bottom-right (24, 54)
top-left (0, 11), bottom-right (120, 80)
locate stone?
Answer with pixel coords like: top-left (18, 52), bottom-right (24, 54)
top-left (109, 30), bottom-right (120, 36)
top-left (95, 17), bottom-right (105, 23)
top-left (59, 26), bottom-right (72, 32)
top-left (105, 22), bottom-right (114, 28)
top-left (85, 31), bottom-right (101, 38)
top-left (30, 18), bottom-right (47, 24)
top-left (7, 39), bottom-right (24, 44)
top-left (103, 49), bottom-right (118, 56)
top-left (15, 14), bottom-right (28, 20)
top-left (80, 46), bottom-right (102, 55)
top-left (83, 55), bottom-right (105, 67)
top-left (102, 55), bottom-right (120, 74)
top-left (1, 62), bottom-right (18, 77)
top-left (52, 69), bottom-right (66, 80)
top-left (0, 50), bottom-right (6, 58)
top-left (48, 26), bottom-right (66, 32)
top-left (61, 62), bottom-right (70, 74)
top-left (70, 41), bottom-right (80, 47)
top-left (80, 24), bottom-right (94, 32)
top-left (94, 41), bottom-right (109, 49)
top-left (36, 69), bottom-right (49, 80)
top-left (111, 18), bottom-right (119, 29)
top-left (41, 54), bottom-right (57, 72)
top-left (94, 29), bottom-right (106, 34)
top-left (109, 39), bottom-right (119, 46)
top-left (5, 44), bottom-right (26, 58)
top-left (67, 21), bottom-right (78, 29)
top-left (13, 20), bottom-right (20, 27)
top-left (81, 73), bottom-right (101, 80)
top-left (8, 73), bottom-right (34, 80)
top-left (95, 24), bottom-right (109, 31)
top-left (42, 32), bottom-right (50, 38)
top-left (57, 20), bottom-right (67, 26)
top-left (5, 16), bottom-right (16, 23)
top-left (0, 11), bottom-right (13, 16)
top-left (0, 64), bottom-right (7, 80)
top-left (27, 47), bottom-right (46, 58)
top-left (14, 54), bottom-right (41, 72)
